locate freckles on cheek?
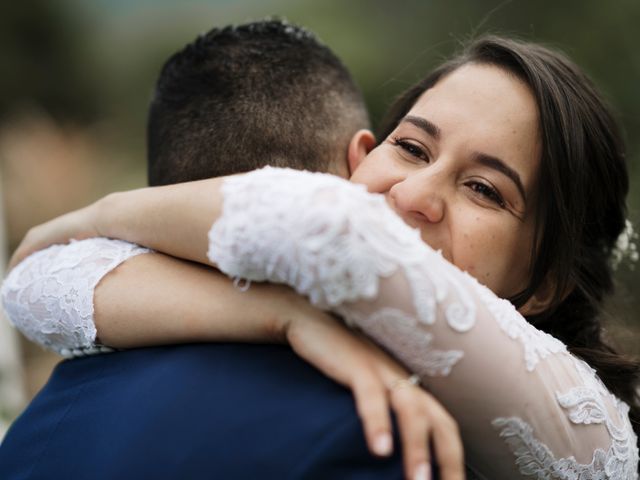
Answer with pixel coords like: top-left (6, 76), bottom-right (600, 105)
top-left (475, 268), bottom-right (496, 291)
top-left (364, 168), bottom-right (390, 194)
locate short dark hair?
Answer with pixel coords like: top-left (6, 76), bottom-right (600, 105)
top-left (378, 35), bottom-right (640, 455)
top-left (147, 20), bottom-right (369, 186)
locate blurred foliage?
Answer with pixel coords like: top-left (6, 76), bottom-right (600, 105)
top-left (0, 0), bottom-right (102, 122)
top-left (3, 0), bottom-right (639, 166)
top-left (0, 0), bottom-right (638, 351)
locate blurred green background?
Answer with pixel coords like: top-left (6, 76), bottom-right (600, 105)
top-left (0, 0), bottom-right (638, 402)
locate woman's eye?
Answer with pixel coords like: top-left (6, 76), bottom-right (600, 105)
top-left (392, 137), bottom-right (430, 162)
top-left (466, 181), bottom-right (506, 208)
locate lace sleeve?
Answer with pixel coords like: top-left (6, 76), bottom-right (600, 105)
top-left (1, 238), bottom-right (151, 357)
top-left (208, 167), bottom-right (639, 479)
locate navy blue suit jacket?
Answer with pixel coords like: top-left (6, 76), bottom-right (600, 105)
top-left (0, 344), bottom-right (411, 479)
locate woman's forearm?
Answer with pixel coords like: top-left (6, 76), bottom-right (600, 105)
top-left (204, 167), bottom-right (633, 478)
top-left (2, 237), bottom-right (312, 354)
top-left (95, 177), bottom-right (226, 266)
top-left (93, 252), bottom-right (293, 348)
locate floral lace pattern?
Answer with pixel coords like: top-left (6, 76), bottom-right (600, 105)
top-left (1, 238), bottom-right (149, 355)
top-left (208, 168), bottom-right (639, 479)
top-left (341, 307), bottom-right (464, 376)
top-left (495, 357), bottom-right (640, 478)
top-left (492, 416), bottom-right (610, 479)
top-left (474, 279), bottom-right (567, 372)
top-left (209, 168), bottom-right (428, 309)
top-left (493, 406), bottom-right (638, 480)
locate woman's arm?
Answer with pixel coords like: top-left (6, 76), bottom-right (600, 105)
top-left (94, 252), bottom-right (291, 347)
top-left (205, 168), bottom-right (638, 479)
top-left (2, 236), bottom-right (325, 351)
top-left (3, 236), bottom-right (465, 480)
top-left (105, 253), bottom-right (465, 478)
top-left (8, 176), bottom-right (226, 270)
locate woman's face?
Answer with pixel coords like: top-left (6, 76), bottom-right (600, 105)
top-left (350, 63), bottom-right (541, 299)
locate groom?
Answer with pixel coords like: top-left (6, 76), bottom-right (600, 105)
top-left (0, 21), bottom-right (415, 479)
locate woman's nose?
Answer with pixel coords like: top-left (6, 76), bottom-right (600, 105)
top-left (389, 174), bottom-right (445, 224)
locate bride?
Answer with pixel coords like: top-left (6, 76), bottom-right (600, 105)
top-left (3, 36), bottom-right (639, 478)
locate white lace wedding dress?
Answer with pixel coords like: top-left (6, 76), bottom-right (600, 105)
top-left (2, 168), bottom-right (638, 479)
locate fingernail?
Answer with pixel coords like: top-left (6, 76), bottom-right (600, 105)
top-left (414, 462), bottom-right (430, 480)
top-left (373, 432), bottom-right (392, 456)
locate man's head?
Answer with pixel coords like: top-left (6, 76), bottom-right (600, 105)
top-left (147, 19), bottom-right (370, 186)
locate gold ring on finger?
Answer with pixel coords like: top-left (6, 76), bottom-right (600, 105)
top-left (388, 374), bottom-right (420, 391)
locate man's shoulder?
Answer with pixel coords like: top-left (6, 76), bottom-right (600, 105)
top-left (0, 344), bottom-right (404, 480)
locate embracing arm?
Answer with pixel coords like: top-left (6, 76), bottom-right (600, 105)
top-left (2, 175), bottom-right (319, 348)
top-left (1, 239), bottom-right (293, 353)
top-left (95, 254), bottom-right (293, 347)
top-left (204, 168), bottom-right (639, 479)
top-left (7, 177), bottom-right (226, 270)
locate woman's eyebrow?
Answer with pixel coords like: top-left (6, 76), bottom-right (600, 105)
top-left (472, 152), bottom-right (526, 202)
top-left (400, 114), bottom-right (526, 202)
top-left (402, 115), bottom-right (441, 140)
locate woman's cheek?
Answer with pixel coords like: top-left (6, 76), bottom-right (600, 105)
top-left (455, 222), bottom-right (508, 291)
top-left (350, 159), bottom-right (389, 193)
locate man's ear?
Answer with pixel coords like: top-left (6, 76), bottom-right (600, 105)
top-left (347, 129), bottom-right (376, 176)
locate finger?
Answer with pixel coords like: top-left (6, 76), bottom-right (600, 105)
top-left (430, 408), bottom-right (465, 480)
top-left (286, 317), bottom-right (393, 457)
top-left (390, 388), bottom-right (431, 480)
top-left (352, 377), bottom-right (394, 457)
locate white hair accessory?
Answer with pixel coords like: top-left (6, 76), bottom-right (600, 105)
top-left (611, 219), bottom-right (638, 270)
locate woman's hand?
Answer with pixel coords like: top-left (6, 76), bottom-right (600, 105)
top-left (280, 301), bottom-right (465, 480)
